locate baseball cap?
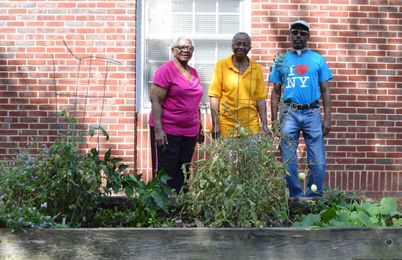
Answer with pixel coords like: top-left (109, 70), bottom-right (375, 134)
top-left (290, 20), bottom-right (310, 30)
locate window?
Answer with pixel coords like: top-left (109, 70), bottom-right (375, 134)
top-left (136, 0), bottom-right (250, 110)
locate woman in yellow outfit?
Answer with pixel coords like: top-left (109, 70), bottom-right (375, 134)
top-left (208, 32), bottom-right (269, 138)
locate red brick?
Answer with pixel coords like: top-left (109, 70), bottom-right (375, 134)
top-left (359, 172), bottom-right (366, 191)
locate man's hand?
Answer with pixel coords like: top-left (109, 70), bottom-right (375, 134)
top-left (271, 120), bottom-right (281, 137)
top-left (322, 117), bottom-right (331, 136)
top-left (320, 81), bottom-right (332, 137)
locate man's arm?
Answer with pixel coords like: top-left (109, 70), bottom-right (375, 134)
top-left (320, 81), bottom-right (332, 136)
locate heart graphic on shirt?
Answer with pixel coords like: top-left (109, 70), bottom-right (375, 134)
top-left (295, 64), bottom-right (308, 76)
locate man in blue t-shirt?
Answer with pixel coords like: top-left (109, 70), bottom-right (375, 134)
top-left (269, 20), bottom-right (333, 198)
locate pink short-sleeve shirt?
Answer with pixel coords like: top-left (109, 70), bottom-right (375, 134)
top-left (149, 60), bottom-right (204, 136)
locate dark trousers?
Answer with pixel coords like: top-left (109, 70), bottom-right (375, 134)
top-left (150, 127), bottom-right (197, 192)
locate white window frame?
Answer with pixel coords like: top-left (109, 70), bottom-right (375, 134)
top-left (136, 0), bottom-right (251, 111)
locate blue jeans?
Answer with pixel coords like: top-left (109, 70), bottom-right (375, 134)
top-left (280, 105), bottom-right (326, 198)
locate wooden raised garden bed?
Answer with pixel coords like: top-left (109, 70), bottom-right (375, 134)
top-left (1, 227), bottom-right (401, 259)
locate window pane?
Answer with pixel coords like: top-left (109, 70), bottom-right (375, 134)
top-left (194, 63), bottom-right (215, 103)
top-left (148, 0), bottom-right (170, 12)
top-left (195, 15), bottom-right (216, 34)
top-left (146, 39), bottom-right (170, 61)
top-left (218, 40), bottom-right (232, 59)
top-left (147, 16), bottom-right (171, 34)
top-left (219, 0), bottom-right (240, 12)
top-left (143, 61), bottom-right (164, 108)
top-left (172, 0), bottom-right (192, 12)
top-left (146, 62), bottom-right (164, 83)
top-left (172, 14), bottom-right (193, 33)
top-left (193, 40), bottom-right (216, 62)
top-left (218, 14), bottom-right (239, 34)
top-left (143, 82), bottom-right (152, 108)
top-left (195, 0), bottom-right (216, 12)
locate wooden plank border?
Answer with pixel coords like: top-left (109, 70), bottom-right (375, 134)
top-left (1, 227), bottom-right (401, 259)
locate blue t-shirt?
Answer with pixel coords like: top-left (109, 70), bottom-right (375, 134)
top-left (268, 50), bottom-right (332, 104)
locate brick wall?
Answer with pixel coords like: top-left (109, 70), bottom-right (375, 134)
top-left (0, 1), bottom-right (137, 172)
top-left (0, 0), bottom-right (400, 199)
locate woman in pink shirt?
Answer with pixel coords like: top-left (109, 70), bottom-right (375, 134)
top-left (149, 36), bottom-right (204, 192)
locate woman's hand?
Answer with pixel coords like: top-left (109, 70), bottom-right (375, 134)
top-left (196, 127), bottom-right (205, 144)
top-left (155, 127), bottom-right (168, 151)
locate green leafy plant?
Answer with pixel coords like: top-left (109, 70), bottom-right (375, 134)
top-left (93, 208), bottom-right (142, 228)
top-left (0, 111), bottom-right (172, 229)
top-left (0, 153), bottom-right (60, 229)
top-left (177, 134), bottom-right (289, 227)
top-left (293, 196), bottom-right (402, 227)
top-left (92, 172), bottom-right (172, 228)
top-left (122, 172), bottom-right (172, 225)
top-left (0, 200), bottom-right (56, 230)
top-left (308, 188), bottom-right (358, 213)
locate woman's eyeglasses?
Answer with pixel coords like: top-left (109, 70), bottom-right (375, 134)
top-left (174, 45), bottom-right (194, 52)
top-left (290, 29), bottom-right (309, 37)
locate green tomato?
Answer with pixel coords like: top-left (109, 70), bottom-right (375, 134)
top-left (311, 184), bottom-right (318, 193)
top-left (239, 126), bottom-right (247, 138)
top-left (298, 171), bottom-right (306, 181)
